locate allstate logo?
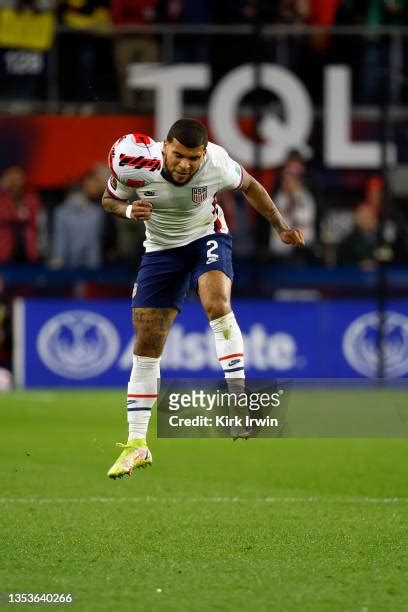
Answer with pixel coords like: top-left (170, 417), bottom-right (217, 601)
top-left (37, 310), bottom-right (120, 379)
top-left (342, 311), bottom-right (408, 378)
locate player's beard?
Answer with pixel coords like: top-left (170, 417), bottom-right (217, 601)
top-left (165, 167), bottom-right (193, 185)
top-left (172, 170), bottom-right (193, 185)
top-left (162, 157), bottom-right (195, 185)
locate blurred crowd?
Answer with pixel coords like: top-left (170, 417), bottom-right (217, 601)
top-left (1, 0), bottom-right (406, 280)
top-left (1, 156), bottom-right (407, 275)
top-left (1, 1), bottom-right (408, 106)
top-left (0, 163), bottom-right (146, 270)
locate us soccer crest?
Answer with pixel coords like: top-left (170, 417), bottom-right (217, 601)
top-left (192, 186), bottom-right (207, 203)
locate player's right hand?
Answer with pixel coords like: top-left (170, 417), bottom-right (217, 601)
top-left (130, 199), bottom-right (152, 221)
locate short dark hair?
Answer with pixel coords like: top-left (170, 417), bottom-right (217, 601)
top-left (167, 118), bottom-right (208, 149)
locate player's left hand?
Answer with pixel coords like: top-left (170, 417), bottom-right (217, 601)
top-left (279, 228), bottom-right (305, 247)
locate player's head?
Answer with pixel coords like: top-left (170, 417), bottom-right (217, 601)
top-left (163, 119), bottom-right (208, 185)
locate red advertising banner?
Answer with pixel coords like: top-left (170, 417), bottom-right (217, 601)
top-left (0, 115), bottom-right (154, 189)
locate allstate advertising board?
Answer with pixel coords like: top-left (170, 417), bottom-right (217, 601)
top-left (13, 299), bottom-right (408, 388)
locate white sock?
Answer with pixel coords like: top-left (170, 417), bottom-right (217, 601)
top-left (127, 355), bottom-right (160, 441)
top-left (210, 312), bottom-right (245, 381)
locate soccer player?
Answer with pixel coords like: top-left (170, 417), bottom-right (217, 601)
top-left (102, 118), bottom-right (304, 479)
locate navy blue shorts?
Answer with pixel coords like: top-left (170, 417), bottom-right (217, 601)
top-left (132, 233), bottom-right (233, 311)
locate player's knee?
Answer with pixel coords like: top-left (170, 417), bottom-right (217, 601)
top-left (204, 294), bottom-right (231, 321)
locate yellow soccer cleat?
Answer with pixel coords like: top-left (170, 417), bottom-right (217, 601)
top-left (107, 438), bottom-right (152, 479)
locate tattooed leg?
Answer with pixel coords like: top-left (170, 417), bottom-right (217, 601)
top-left (132, 307), bottom-right (178, 358)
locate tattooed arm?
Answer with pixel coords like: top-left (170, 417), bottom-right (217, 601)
top-left (238, 169), bottom-right (305, 246)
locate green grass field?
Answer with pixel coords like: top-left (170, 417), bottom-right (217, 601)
top-left (1, 390), bottom-right (407, 611)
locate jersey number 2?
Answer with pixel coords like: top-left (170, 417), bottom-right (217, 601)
top-left (206, 240), bottom-right (219, 264)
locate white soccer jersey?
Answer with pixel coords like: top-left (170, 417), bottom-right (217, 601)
top-left (106, 133), bottom-right (243, 252)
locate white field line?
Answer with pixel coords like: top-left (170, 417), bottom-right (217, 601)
top-left (0, 496), bottom-right (407, 505)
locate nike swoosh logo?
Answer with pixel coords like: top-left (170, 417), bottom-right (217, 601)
top-left (228, 359), bottom-right (241, 367)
